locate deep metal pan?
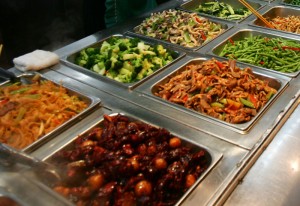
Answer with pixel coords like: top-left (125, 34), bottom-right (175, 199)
top-left (178, 0), bottom-right (263, 23)
top-left (252, 5), bottom-right (300, 36)
top-left (60, 34), bottom-right (185, 90)
top-left (128, 10), bottom-right (230, 51)
top-left (0, 73), bottom-right (101, 153)
top-left (209, 29), bottom-right (300, 77)
top-left (146, 57), bottom-right (286, 132)
top-left (44, 112), bottom-right (222, 206)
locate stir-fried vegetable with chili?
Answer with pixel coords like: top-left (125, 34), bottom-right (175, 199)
top-left (134, 9), bottom-right (224, 48)
top-left (219, 35), bottom-right (300, 73)
top-left (154, 58), bottom-right (277, 124)
top-left (193, 2), bottom-right (251, 21)
top-left (75, 36), bottom-right (176, 83)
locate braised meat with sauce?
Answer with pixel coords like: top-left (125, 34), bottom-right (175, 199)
top-left (51, 114), bottom-right (210, 206)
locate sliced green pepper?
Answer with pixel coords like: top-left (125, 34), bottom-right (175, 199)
top-left (25, 94), bottom-right (41, 99)
top-left (219, 98), bottom-right (227, 104)
top-left (240, 97), bottom-right (255, 108)
top-left (184, 31), bottom-right (191, 43)
top-left (15, 107), bottom-right (26, 122)
top-left (10, 87), bottom-right (30, 95)
top-left (211, 102), bottom-right (224, 108)
top-left (266, 91), bottom-right (275, 100)
top-left (205, 86), bottom-right (213, 93)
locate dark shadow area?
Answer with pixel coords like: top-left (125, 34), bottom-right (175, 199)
top-left (0, 0), bottom-right (170, 69)
top-left (0, 0), bottom-right (87, 69)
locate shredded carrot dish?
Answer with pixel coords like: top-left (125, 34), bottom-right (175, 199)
top-left (154, 59), bottom-right (277, 124)
top-left (0, 77), bottom-right (88, 149)
top-left (269, 15), bottom-right (300, 34)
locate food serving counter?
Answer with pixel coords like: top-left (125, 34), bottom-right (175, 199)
top-left (1, 0), bottom-right (300, 205)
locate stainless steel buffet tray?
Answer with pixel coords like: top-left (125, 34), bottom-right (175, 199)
top-left (209, 28), bottom-right (300, 77)
top-left (42, 112), bottom-right (222, 206)
top-left (129, 12), bottom-right (230, 51)
top-left (281, 0), bottom-right (300, 7)
top-left (0, 73), bottom-right (101, 152)
top-left (178, 0), bottom-right (263, 23)
top-left (251, 5), bottom-right (300, 36)
top-left (139, 56), bottom-right (287, 132)
top-left (60, 34), bottom-right (185, 89)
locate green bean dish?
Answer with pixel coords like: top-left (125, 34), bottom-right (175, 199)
top-left (219, 36), bottom-right (300, 73)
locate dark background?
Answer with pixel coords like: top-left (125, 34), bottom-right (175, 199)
top-left (0, 0), bottom-right (169, 69)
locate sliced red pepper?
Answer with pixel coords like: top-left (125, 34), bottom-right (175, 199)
top-left (0, 98), bottom-right (9, 105)
top-left (182, 95), bottom-right (189, 102)
top-left (281, 46), bottom-right (300, 51)
top-left (215, 61), bottom-right (225, 69)
top-left (259, 61), bottom-right (264, 65)
top-left (228, 38), bottom-right (234, 45)
top-left (248, 94), bottom-right (258, 108)
top-left (195, 17), bottom-right (202, 24)
top-left (52, 118), bottom-right (61, 126)
top-left (200, 31), bottom-right (207, 41)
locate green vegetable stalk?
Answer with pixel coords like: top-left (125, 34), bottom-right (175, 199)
top-left (219, 35), bottom-right (300, 73)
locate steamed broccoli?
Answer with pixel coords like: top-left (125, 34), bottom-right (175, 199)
top-left (74, 36), bottom-right (177, 83)
top-left (123, 53), bottom-right (141, 60)
top-left (106, 68), bottom-right (118, 79)
top-left (100, 41), bottom-right (111, 53)
top-left (136, 59), bottom-right (154, 80)
top-left (152, 56), bottom-right (163, 67)
top-left (118, 42), bottom-right (128, 51)
top-left (154, 44), bottom-right (167, 56)
top-left (92, 62), bottom-right (106, 75)
top-left (86, 47), bottom-right (100, 55)
top-left (114, 68), bottom-right (134, 83)
top-left (129, 38), bottom-right (141, 47)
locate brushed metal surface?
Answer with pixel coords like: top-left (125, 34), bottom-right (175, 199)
top-left (1, 0), bottom-right (300, 205)
top-left (224, 98), bottom-right (300, 206)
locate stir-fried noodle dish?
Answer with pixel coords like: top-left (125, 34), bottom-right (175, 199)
top-left (154, 59), bottom-right (277, 124)
top-left (134, 10), bottom-right (224, 48)
top-left (0, 76), bottom-right (88, 149)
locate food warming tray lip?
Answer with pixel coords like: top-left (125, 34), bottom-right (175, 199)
top-left (128, 12), bottom-right (230, 52)
top-left (208, 28), bottom-right (300, 78)
top-left (0, 73), bottom-right (101, 153)
top-left (178, 0), bottom-right (263, 23)
top-left (142, 57), bottom-right (287, 132)
top-left (60, 34), bottom-right (185, 90)
top-left (43, 112), bottom-right (223, 206)
top-left (281, 0), bottom-right (300, 8)
top-left (251, 5), bottom-right (300, 36)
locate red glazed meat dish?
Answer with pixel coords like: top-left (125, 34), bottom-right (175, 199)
top-left (51, 114), bottom-right (210, 206)
top-left (154, 58), bottom-right (277, 124)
